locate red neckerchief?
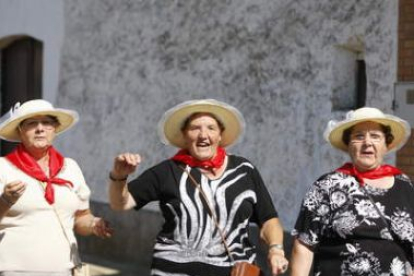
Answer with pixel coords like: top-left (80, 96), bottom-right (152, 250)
top-left (6, 144), bottom-right (73, 204)
top-left (336, 162), bottom-right (402, 186)
top-left (171, 147), bottom-right (226, 169)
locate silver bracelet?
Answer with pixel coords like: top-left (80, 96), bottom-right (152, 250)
top-left (268, 243), bottom-right (284, 251)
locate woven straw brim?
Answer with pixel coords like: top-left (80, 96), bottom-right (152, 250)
top-left (0, 109), bottom-right (79, 142)
top-left (327, 117), bottom-right (411, 153)
top-left (158, 100), bottom-right (245, 149)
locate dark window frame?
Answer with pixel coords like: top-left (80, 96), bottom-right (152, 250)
top-left (0, 36), bottom-right (43, 155)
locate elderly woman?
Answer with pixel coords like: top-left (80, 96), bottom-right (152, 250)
top-left (291, 107), bottom-right (414, 276)
top-left (0, 99), bottom-right (112, 276)
top-left (109, 99), bottom-right (288, 276)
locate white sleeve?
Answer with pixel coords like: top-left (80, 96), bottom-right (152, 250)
top-left (64, 158), bottom-right (91, 210)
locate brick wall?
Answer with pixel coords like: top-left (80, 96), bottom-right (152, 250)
top-left (397, 131), bottom-right (414, 180)
top-left (398, 0), bottom-right (414, 81)
top-left (397, 0), bottom-right (414, 180)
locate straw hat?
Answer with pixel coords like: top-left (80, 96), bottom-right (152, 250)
top-left (158, 99), bottom-right (245, 148)
top-left (0, 99), bottom-right (79, 142)
top-left (324, 107), bottom-right (411, 153)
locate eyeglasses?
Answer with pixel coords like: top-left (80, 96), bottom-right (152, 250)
top-left (350, 131), bottom-right (385, 144)
top-left (20, 118), bottom-right (58, 130)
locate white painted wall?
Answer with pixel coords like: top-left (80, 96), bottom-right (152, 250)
top-left (0, 0), bottom-right (63, 104)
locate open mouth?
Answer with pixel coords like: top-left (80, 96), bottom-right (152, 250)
top-left (196, 142), bottom-right (210, 148)
top-left (360, 150), bottom-right (374, 157)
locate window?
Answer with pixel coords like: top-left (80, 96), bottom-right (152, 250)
top-left (355, 59), bottom-right (366, 108)
top-left (0, 36), bottom-right (43, 154)
top-left (331, 38), bottom-right (366, 111)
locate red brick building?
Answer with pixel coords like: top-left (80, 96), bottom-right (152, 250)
top-left (397, 0), bottom-right (414, 179)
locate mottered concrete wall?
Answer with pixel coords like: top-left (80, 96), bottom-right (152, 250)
top-left (53, 1), bottom-right (399, 271)
top-left (0, 0), bottom-right (401, 273)
top-left (56, 0), bottom-right (398, 227)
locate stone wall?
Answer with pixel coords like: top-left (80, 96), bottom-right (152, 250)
top-left (56, 0), bottom-right (398, 229)
top-left (77, 201), bottom-right (163, 274)
top-left (0, 0), bottom-right (403, 274)
top-left (54, 0), bottom-right (399, 273)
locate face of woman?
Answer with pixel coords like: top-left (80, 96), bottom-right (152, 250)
top-left (18, 115), bottom-right (58, 152)
top-left (182, 113), bottom-right (222, 161)
top-left (348, 121), bottom-right (388, 172)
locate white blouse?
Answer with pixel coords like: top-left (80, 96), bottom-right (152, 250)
top-left (0, 157), bottom-right (90, 273)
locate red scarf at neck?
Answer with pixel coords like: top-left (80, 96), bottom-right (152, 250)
top-left (336, 162), bottom-right (402, 186)
top-left (6, 144), bottom-right (73, 204)
top-left (171, 147), bottom-right (226, 169)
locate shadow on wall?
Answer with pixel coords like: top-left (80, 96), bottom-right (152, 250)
top-left (77, 201), bottom-right (294, 276)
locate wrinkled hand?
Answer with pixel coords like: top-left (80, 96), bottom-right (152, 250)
top-left (111, 153), bottom-right (141, 180)
top-left (1, 180), bottom-right (27, 206)
top-left (92, 217), bottom-right (114, 239)
top-left (268, 249), bottom-right (289, 275)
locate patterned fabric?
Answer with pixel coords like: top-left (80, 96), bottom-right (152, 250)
top-left (128, 155), bottom-right (278, 276)
top-left (293, 171), bottom-right (414, 276)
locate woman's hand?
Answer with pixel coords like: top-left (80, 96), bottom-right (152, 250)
top-left (268, 248), bottom-right (289, 275)
top-left (111, 153), bottom-right (141, 180)
top-left (1, 180), bottom-right (27, 206)
top-left (109, 153), bottom-right (139, 210)
top-left (75, 210), bottom-right (113, 238)
top-left (91, 217), bottom-right (114, 239)
top-left (259, 218), bottom-right (288, 275)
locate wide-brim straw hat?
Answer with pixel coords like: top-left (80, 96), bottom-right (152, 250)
top-left (324, 107), bottom-right (411, 153)
top-left (158, 99), bottom-right (246, 148)
top-left (0, 99), bottom-right (79, 142)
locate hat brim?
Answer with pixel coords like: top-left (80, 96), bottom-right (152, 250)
top-left (327, 116), bottom-right (411, 153)
top-left (0, 109), bottom-right (79, 142)
top-left (158, 99), bottom-right (245, 148)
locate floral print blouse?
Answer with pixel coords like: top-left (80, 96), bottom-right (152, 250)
top-left (292, 171), bottom-right (414, 276)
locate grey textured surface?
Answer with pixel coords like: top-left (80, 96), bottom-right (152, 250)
top-left (56, 0), bottom-right (398, 230)
top-left (0, 0), bottom-right (400, 274)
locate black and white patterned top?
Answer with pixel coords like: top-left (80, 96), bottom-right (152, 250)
top-left (293, 171), bottom-right (414, 276)
top-left (128, 155), bottom-right (277, 276)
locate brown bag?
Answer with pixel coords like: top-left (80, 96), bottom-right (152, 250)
top-left (231, 262), bottom-right (261, 276)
